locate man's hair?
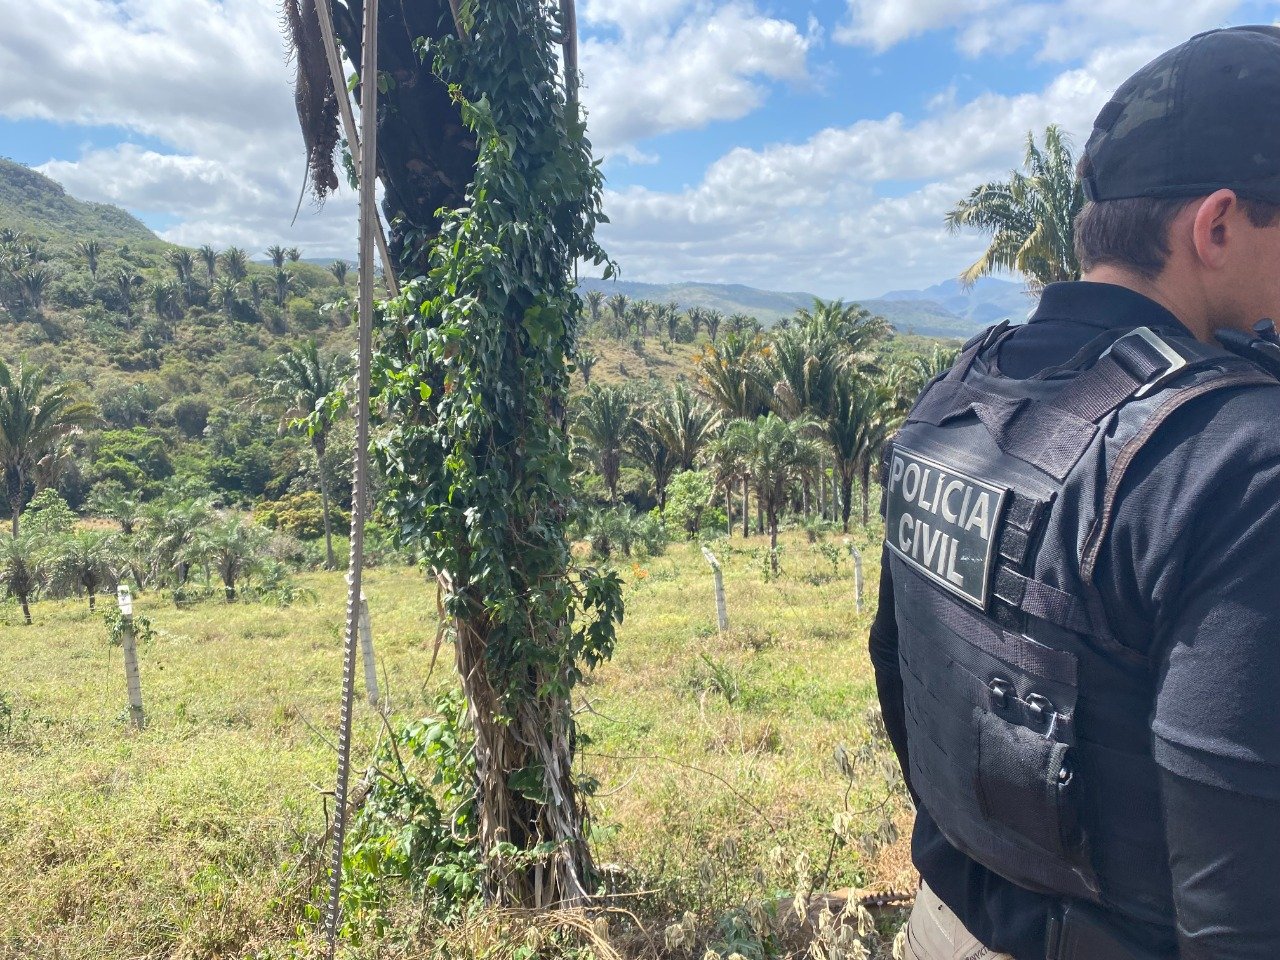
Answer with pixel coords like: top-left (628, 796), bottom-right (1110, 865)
top-left (1074, 190), bottom-right (1280, 281)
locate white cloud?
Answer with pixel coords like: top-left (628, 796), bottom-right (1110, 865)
top-left (580, 3), bottom-right (812, 156)
top-left (835, 0), bottom-right (1002, 49)
top-left (0, 0), bottom-right (357, 257)
top-left (594, 39), bottom-right (1174, 297)
top-left (837, 0), bottom-right (1243, 60)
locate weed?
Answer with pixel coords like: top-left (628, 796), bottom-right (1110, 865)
top-left (684, 653), bottom-right (744, 705)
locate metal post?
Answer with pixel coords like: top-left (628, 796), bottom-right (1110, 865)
top-left (701, 546), bottom-right (729, 632)
top-left (326, 0), bottom-right (379, 955)
top-left (117, 585), bottom-right (144, 730)
top-left (359, 592), bottom-right (380, 708)
top-left (845, 539), bottom-right (864, 614)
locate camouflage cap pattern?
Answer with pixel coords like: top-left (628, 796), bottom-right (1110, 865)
top-left (1081, 26), bottom-right (1280, 204)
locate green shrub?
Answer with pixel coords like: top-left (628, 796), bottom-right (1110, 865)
top-left (23, 490), bottom-right (77, 538)
top-left (254, 491), bottom-right (348, 541)
top-left (664, 470), bottom-right (715, 537)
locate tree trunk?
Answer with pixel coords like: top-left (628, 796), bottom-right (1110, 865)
top-left (20, 597), bottom-right (31, 624)
top-left (305, 0), bottom-right (600, 910)
top-left (741, 477), bottom-right (749, 538)
top-left (861, 460), bottom-right (872, 527)
top-left (725, 488), bottom-right (732, 536)
top-left (9, 464), bottom-right (23, 537)
top-left (768, 507), bottom-right (779, 574)
top-left (224, 576), bottom-right (236, 603)
top-left (756, 498), bottom-right (764, 536)
top-left (316, 437), bottom-right (336, 571)
top-left (454, 610), bottom-right (595, 907)
top-left (841, 467), bottom-right (855, 534)
top-left (88, 588), bottom-right (96, 612)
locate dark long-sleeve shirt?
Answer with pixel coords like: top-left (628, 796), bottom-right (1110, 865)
top-left (869, 281), bottom-right (1280, 959)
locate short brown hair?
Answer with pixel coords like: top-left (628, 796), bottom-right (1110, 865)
top-left (1074, 194), bottom-right (1280, 281)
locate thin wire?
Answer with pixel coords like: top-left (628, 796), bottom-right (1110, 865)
top-left (324, 0), bottom-right (379, 955)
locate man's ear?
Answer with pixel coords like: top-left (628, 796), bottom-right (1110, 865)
top-left (1191, 189), bottom-right (1239, 269)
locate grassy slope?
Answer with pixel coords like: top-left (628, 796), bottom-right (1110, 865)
top-left (0, 527), bottom-right (912, 960)
top-left (0, 158), bottom-right (159, 248)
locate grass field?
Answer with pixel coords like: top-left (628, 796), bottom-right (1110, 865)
top-left (0, 526), bottom-right (913, 960)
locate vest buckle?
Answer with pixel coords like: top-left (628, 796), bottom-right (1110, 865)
top-left (1101, 326), bottom-right (1189, 398)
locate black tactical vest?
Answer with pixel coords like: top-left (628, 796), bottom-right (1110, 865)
top-left (884, 321), bottom-right (1279, 927)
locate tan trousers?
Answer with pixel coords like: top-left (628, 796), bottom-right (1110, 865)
top-left (904, 883), bottom-right (1016, 960)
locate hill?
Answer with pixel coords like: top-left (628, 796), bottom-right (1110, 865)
top-left (0, 159), bottom-right (362, 521)
top-left (0, 157), bottom-right (160, 247)
top-left (577, 277), bottom-right (815, 326)
top-left (865, 276), bottom-right (1033, 336)
top-left (577, 275), bottom-right (1032, 339)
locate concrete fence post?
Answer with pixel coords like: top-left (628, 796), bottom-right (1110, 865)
top-left (844, 540), bottom-right (864, 615)
top-left (117, 585), bottom-right (145, 730)
top-left (358, 591), bottom-right (381, 708)
top-left (701, 546), bottom-right (729, 632)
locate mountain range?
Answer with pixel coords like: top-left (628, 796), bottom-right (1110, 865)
top-left (577, 275), bottom-right (1034, 340)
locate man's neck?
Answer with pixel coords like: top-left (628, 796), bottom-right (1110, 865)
top-left (1080, 266), bottom-right (1215, 342)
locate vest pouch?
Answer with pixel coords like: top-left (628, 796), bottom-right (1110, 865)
top-left (976, 707), bottom-right (1082, 861)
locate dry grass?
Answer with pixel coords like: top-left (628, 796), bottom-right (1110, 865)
top-left (0, 526), bottom-right (913, 959)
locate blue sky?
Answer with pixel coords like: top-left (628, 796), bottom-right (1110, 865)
top-left (1, 0), bottom-right (1277, 298)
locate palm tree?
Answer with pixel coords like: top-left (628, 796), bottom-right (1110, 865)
top-left (686, 307), bottom-right (708, 338)
top-left (825, 373), bottom-right (874, 532)
top-left (703, 309), bottom-right (724, 343)
top-left (605, 294), bottom-right (629, 337)
top-left (650, 384), bottom-right (718, 471)
top-left (266, 342), bottom-right (350, 569)
top-left (52, 530), bottom-right (117, 611)
top-left (286, 247), bottom-right (302, 263)
top-left (274, 268), bottom-right (293, 308)
top-left (329, 260), bottom-right (349, 285)
top-left (573, 347), bottom-right (597, 386)
top-left (661, 303), bottom-right (681, 342)
top-left (627, 414), bottom-right (676, 510)
top-left (115, 269), bottom-right (143, 317)
top-left (248, 276), bottom-right (267, 313)
top-left (150, 280), bottom-right (183, 322)
top-left (220, 246), bottom-right (249, 282)
top-left (17, 268), bottom-right (50, 312)
top-left (705, 423), bottom-right (752, 537)
top-left (142, 497), bottom-right (211, 588)
top-left (197, 244), bottom-right (219, 284)
top-left (631, 300), bottom-right (652, 338)
top-left (694, 331), bottom-right (771, 420)
top-left (266, 245), bottom-right (288, 270)
top-left (195, 516), bottom-right (268, 601)
top-left (76, 239), bottom-right (102, 279)
top-left (946, 124), bottom-right (1084, 290)
top-left (572, 384), bottom-right (633, 503)
top-left (167, 248), bottom-right (198, 303)
top-left (890, 346), bottom-right (959, 409)
top-left (743, 414), bottom-right (821, 570)
top-left (852, 385), bottom-right (901, 526)
top-left (88, 483), bottom-right (140, 535)
top-left (214, 275), bottom-right (241, 320)
top-left (0, 360), bottom-right (97, 536)
top-left (0, 531), bottom-right (43, 623)
top-left (583, 289), bottom-right (605, 325)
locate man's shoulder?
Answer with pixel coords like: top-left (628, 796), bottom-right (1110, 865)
top-left (1144, 374), bottom-right (1280, 468)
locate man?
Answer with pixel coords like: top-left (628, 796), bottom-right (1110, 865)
top-left (869, 26), bottom-right (1280, 960)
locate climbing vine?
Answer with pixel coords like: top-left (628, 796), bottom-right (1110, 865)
top-left (371, 0), bottom-right (623, 907)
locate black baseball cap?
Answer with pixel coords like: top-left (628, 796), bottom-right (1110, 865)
top-left (1081, 25), bottom-right (1280, 204)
